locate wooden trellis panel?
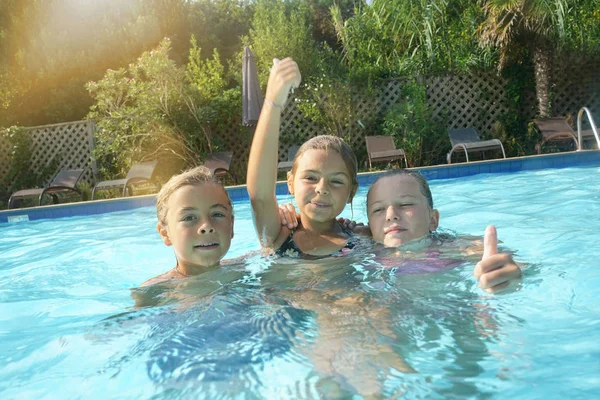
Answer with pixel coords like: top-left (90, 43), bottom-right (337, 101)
top-left (552, 55), bottom-right (600, 120)
top-left (375, 79), bottom-right (406, 117)
top-left (2, 59), bottom-right (598, 192)
top-left (212, 117), bottom-right (253, 183)
top-left (426, 73), bottom-right (510, 138)
top-left (0, 120), bottom-right (97, 191)
top-left (0, 134), bottom-right (10, 185)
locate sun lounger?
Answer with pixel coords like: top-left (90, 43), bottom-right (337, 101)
top-left (446, 128), bottom-right (506, 164)
top-left (91, 160), bottom-right (160, 200)
top-left (277, 145), bottom-right (301, 173)
top-left (204, 152), bottom-right (237, 184)
top-left (533, 118), bottom-right (579, 154)
top-left (365, 136), bottom-right (407, 169)
top-left (8, 169), bottom-right (85, 209)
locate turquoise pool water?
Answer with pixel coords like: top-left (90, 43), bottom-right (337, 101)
top-left (1, 166), bottom-right (599, 398)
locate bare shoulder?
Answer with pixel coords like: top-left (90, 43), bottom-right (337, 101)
top-left (140, 268), bottom-right (180, 287)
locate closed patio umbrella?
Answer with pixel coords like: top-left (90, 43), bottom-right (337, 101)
top-left (242, 46), bottom-right (264, 126)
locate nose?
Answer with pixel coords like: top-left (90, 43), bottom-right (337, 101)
top-left (198, 220), bottom-right (215, 234)
top-left (315, 178), bottom-right (330, 195)
top-left (385, 205), bottom-right (399, 221)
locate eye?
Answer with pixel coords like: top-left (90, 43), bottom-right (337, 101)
top-left (370, 208), bottom-right (384, 214)
top-left (212, 211), bottom-right (226, 218)
top-left (181, 215), bottom-right (197, 222)
top-left (398, 203), bottom-right (415, 207)
top-left (303, 175), bottom-right (317, 182)
top-left (331, 179), bottom-right (345, 185)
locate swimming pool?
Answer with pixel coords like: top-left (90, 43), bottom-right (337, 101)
top-left (1, 164), bottom-right (599, 398)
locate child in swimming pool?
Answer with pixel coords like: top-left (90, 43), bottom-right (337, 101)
top-left (247, 57), bottom-right (359, 258)
top-left (366, 169), bottom-right (522, 293)
top-left (281, 168), bottom-right (522, 292)
top-left (140, 166), bottom-right (235, 287)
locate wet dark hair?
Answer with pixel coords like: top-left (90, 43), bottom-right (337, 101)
top-left (290, 135), bottom-right (358, 187)
top-left (366, 169), bottom-right (434, 210)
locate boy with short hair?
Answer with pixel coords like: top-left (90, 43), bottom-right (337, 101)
top-left (141, 166), bottom-right (234, 287)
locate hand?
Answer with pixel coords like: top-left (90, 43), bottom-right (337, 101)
top-left (278, 203), bottom-right (299, 230)
top-left (473, 226), bottom-right (522, 294)
top-left (337, 217), bottom-right (371, 236)
top-left (337, 217), bottom-right (364, 231)
top-left (265, 57), bottom-right (301, 108)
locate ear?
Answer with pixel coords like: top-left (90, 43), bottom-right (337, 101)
top-left (230, 215), bottom-right (235, 239)
top-left (287, 171), bottom-right (294, 195)
top-left (429, 209), bottom-right (440, 232)
top-left (157, 222), bottom-right (172, 246)
top-left (347, 182), bottom-right (358, 204)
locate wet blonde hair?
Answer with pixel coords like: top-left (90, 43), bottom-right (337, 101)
top-left (367, 169), bottom-right (434, 210)
top-left (156, 166), bottom-right (232, 225)
top-left (290, 135), bottom-right (358, 198)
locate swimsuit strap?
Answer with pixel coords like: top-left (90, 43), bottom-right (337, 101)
top-left (275, 222), bottom-right (357, 258)
top-left (275, 229), bottom-right (303, 257)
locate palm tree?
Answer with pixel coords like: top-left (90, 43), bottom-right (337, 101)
top-left (478, 0), bottom-right (569, 118)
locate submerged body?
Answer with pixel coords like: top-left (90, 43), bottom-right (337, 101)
top-left (3, 165), bottom-right (599, 398)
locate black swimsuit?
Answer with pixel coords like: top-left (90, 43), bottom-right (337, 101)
top-left (275, 224), bottom-right (357, 259)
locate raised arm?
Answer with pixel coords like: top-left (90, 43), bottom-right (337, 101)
top-left (247, 58), bottom-right (301, 248)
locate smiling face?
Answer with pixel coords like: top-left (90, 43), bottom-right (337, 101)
top-left (367, 175), bottom-right (439, 247)
top-left (157, 183), bottom-right (234, 272)
top-left (288, 149), bottom-right (357, 224)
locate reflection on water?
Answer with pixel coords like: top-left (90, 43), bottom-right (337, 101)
top-left (99, 235), bottom-right (510, 399)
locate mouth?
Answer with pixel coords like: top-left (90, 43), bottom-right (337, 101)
top-left (194, 242), bottom-right (219, 250)
top-left (311, 201), bottom-right (332, 208)
top-left (385, 226), bottom-right (407, 235)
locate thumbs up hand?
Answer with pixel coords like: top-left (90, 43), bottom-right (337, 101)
top-left (473, 226), bottom-right (522, 293)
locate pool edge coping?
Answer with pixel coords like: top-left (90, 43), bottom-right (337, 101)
top-left (2, 149), bottom-right (599, 224)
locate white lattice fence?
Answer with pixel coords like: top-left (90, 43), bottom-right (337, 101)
top-left (0, 120), bottom-right (97, 191)
top-left (213, 117), bottom-right (254, 183)
top-left (213, 75), bottom-right (514, 169)
top-left (552, 55), bottom-right (600, 120)
top-left (0, 134), bottom-right (10, 184)
top-left (426, 73), bottom-right (510, 138)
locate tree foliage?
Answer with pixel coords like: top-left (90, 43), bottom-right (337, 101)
top-left (478, 0), bottom-right (600, 117)
top-left (244, 0), bottom-right (322, 84)
top-left (0, 0), bottom-right (599, 185)
top-left (86, 38), bottom-right (236, 181)
top-left (332, 0), bottom-right (492, 80)
top-left (381, 81), bottom-right (447, 167)
top-left (0, 0), bottom-right (251, 127)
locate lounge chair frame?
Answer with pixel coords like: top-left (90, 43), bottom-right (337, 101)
top-left (446, 128), bottom-right (506, 164)
top-left (8, 169), bottom-right (85, 209)
top-left (205, 152), bottom-right (237, 185)
top-left (533, 117), bottom-right (579, 154)
top-left (92, 160), bottom-right (160, 200)
top-left (365, 136), bottom-right (408, 169)
top-left (277, 145), bottom-right (301, 173)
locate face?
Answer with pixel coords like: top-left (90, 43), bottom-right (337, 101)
top-left (288, 149), bottom-right (357, 223)
top-left (157, 183), bottom-right (234, 271)
top-left (367, 175), bottom-right (439, 247)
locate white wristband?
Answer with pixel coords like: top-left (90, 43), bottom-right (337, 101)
top-left (265, 98), bottom-right (284, 109)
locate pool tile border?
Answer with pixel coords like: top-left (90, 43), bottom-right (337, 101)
top-left (2, 150), bottom-right (599, 224)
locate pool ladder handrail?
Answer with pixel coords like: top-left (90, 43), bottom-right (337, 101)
top-left (577, 107), bottom-right (600, 150)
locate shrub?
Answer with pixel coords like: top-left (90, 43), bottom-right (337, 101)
top-left (0, 126), bottom-right (58, 208)
top-left (380, 80), bottom-right (447, 167)
top-left (86, 37), bottom-right (237, 182)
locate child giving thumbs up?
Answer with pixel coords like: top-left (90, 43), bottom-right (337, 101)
top-left (474, 226), bottom-right (522, 293)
